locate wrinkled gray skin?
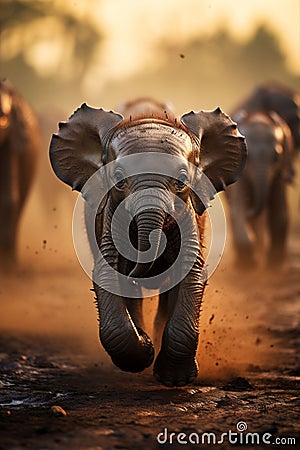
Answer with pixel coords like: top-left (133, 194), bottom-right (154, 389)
top-left (0, 80), bottom-right (40, 269)
top-left (226, 111), bottom-right (294, 269)
top-left (232, 82), bottom-right (300, 157)
top-left (49, 98), bottom-right (246, 386)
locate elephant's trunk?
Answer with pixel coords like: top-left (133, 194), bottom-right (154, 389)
top-left (247, 167), bottom-right (269, 219)
top-left (129, 209), bottom-right (166, 278)
top-left (126, 188), bottom-right (172, 278)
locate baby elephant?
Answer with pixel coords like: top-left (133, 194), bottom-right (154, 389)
top-left (226, 110), bottom-right (294, 269)
top-left (50, 99), bottom-right (246, 386)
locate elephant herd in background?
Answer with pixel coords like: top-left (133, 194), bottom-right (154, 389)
top-left (0, 79), bottom-right (41, 269)
top-left (0, 77), bottom-right (299, 386)
top-left (227, 84), bottom-right (300, 268)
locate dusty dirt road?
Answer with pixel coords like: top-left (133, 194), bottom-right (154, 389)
top-left (0, 230), bottom-right (299, 450)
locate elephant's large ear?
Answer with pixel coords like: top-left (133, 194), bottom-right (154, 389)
top-left (270, 112), bottom-right (295, 183)
top-left (181, 107), bottom-right (247, 214)
top-left (49, 103), bottom-right (123, 192)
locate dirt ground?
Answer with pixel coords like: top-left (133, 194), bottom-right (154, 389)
top-left (0, 227), bottom-right (299, 450)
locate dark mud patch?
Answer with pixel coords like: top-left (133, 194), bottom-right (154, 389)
top-left (0, 244), bottom-right (299, 449)
top-left (0, 322), bottom-right (299, 450)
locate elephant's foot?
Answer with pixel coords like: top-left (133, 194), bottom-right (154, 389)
top-left (235, 254), bottom-right (256, 270)
top-left (267, 248), bottom-right (286, 269)
top-left (109, 328), bottom-right (154, 373)
top-left (267, 257), bottom-right (284, 269)
top-left (153, 350), bottom-right (198, 387)
top-left (0, 250), bottom-right (17, 272)
top-left (234, 244), bottom-right (257, 270)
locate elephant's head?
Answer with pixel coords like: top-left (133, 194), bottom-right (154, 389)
top-left (234, 82), bottom-right (300, 152)
top-left (237, 111), bottom-right (293, 218)
top-left (50, 102), bottom-right (246, 278)
top-left (258, 83), bottom-right (300, 151)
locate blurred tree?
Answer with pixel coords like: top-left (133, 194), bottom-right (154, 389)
top-left (0, 0), bottom-right (102, 79)
top-left (103, 25), bottom-right (299, 114)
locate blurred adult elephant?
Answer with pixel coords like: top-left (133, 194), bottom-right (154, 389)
top-left (226, 111), bottom-right (294, 269)
top-left (49, 99), bottom-right (246, 386)
top-left (0, 80), bottom-right (40, 269)
top-left (232, 82), bottom-right (300, 157)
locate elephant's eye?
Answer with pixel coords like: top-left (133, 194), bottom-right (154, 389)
top-left (113, 169), bottom-right (126, 190)
top-left (175, 170), bottom-right (189, 191)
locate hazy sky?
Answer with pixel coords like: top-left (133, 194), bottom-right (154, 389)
top-left (2, 0), bottom-right (299, 88)
top-left (92, 0), bottom-right (300, 80)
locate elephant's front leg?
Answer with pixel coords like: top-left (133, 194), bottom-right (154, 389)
top-left (267, 175), bottom-right (289, 268)
top-left (153, 291), bottom-right (169, 350)
top-left (92, 202), bottom-right (154, 373)
top-left (153, 259), bottom-right (206, 387)
top-left (0, 154), bottom-right (20, 267)
top-left (227, 184), bottom-right (256, 268)
top-left (126, 298), bottom-right (145, 330)
top-left (94, 284), bottom-right (154, 373)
